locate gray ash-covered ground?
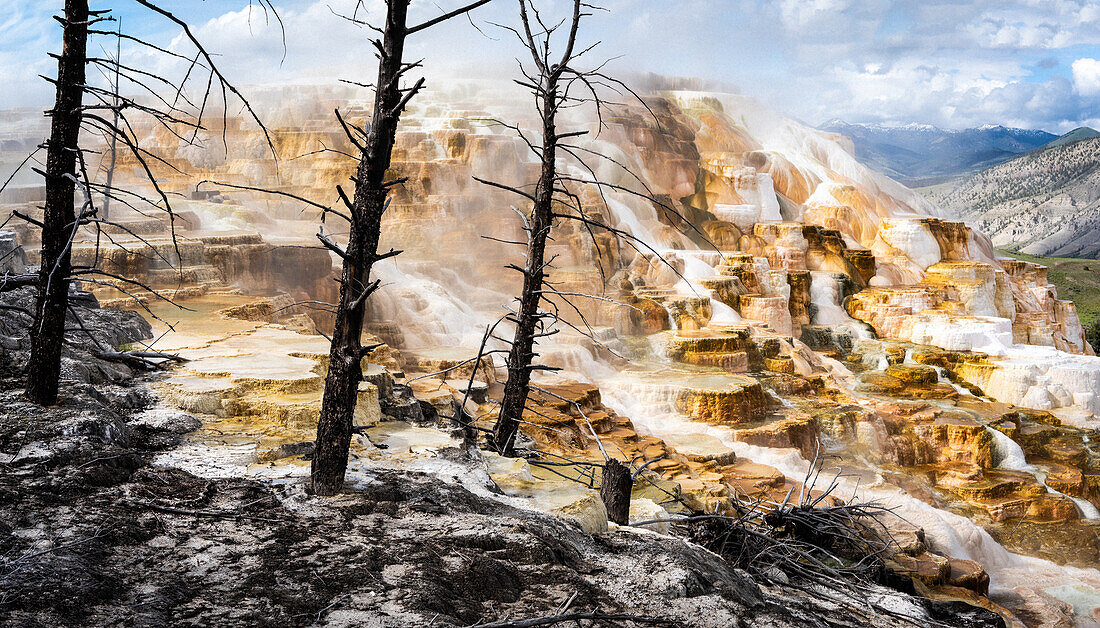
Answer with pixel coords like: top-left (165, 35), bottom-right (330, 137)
top-left (0, 285), bottom-right (153, 385)
top-left (0, 294), bottom-right (1005, 627)
top-left (0, 384), bottom-right (1002, 627)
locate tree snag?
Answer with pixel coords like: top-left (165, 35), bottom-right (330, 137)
top-left (25, 0), bottom-right (90, 406)
top-left (483, 0), bottom-right (702, 455)
top-left (490, 0), bottom-right (583, 455)
top-left (100, 17), bottom-right (122, 222)
top-left (14, 2), bottom-right (278, 405)
top-left (600, 458), bottom-right (632, 525)
top-left (310, 0), bottom-right (492, 496)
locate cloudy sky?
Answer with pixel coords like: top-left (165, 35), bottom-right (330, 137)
top-left (2, 0), bottom-right (1099, 132)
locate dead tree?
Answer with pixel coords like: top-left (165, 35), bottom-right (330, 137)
top-left (100, 17), bottom-right (122, 222)
top-left (480, 0), bottom-right (704, 455)
top-left (482, 0), bottom-right (584, 455)
top-left (4, 1), bottom-right (277, 405)
top-left (310, 0), bottom-right (493, 496)
top-left (600, 458), bottom-right (632, 525)
top-left (24, 0), bottom-right (91, 405)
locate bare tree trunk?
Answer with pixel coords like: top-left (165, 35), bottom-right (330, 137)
top-left (26, 0), bottom-right (88, 406)
top-left (600, 458), bottom-right (632, 525)
top-left (492, 0), bottom-right (582, 455)
top-left (309, 0), bottom-right (492, 495)
top-left (311, 1), bottom-right (411, 496)
top-left (494, 83), bottom-right (559, 455)
top-left (486, 1), bottom-right (690, 459)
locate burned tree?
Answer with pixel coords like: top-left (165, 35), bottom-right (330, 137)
top-left (600, 458), bottom-right (632, 525)
top-left (99, 18), bottom-right (122, 223)
top-left (24, 0), bottom-right (91, 405)
top-left (3, 1), bottom-right (277, 405)
top-left (309, 0), bottom-right (493, 496)
top-left (480, 0), bottom-right (699, 456)
top-left (483, 0), bottom-right (586, 455)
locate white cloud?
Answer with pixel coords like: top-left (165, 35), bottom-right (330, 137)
top-left (1, 0), bottom-right (1099, 132)
top-left (166, 0), bottom-right (387, 84)
top-left (1072, 58), bottom-right (1100, 96)
top-left (122, 0), bottom-right (1100, 132)
top-left (779, 0), bottom-right (853, 29)
top-left (967, 18), bottom-right (1069, 49)
top-left (0, 1), bottom-right (63, 107)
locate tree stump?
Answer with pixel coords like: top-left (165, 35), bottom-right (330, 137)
top-left (600, 458), bottom-right (632, 525)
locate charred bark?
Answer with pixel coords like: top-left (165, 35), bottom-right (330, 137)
top-left (600, 458), bottom-right (632, 525)
top-left (311, 2), bottom-right (409, 497)
top-left (311, 0), bottom-right (492, 495)
top-left (12, 2), bottom-right (274, 404)
top-left (492, 0), bottom-right (581, 455)
top-left (101, 19), bottom-right (121, 222)
top-left (493, 81), bottom-right (559, 454)
top-left (485, 0), bottom-right (690, 457)
top-left (25, 0), bottom-right (89, 406)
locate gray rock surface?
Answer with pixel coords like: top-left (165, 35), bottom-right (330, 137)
top-left (0, 231), bottom-right (25, 274)
top-left (127, 408), bottom-right (201, 449)
top-left (0, 285), bottom-right (152, 385)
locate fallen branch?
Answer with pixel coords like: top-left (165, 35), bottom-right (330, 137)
top-left (94, 349), bottom-right (188, 370)
top-left (0, 274), bottom-right (39, 293)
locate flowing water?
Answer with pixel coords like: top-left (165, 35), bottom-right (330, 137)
top-left (902, 348), bottom-right (977, 397)
top-left (987, 425), bottom-right (1100, 520)
top-left (597, 362), bottom-right (1100, 623)
top-left (137, 206), bottom-right (1100, 626)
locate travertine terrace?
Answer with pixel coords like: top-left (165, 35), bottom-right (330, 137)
top-left (4, 80), bottom-right (1100, 625)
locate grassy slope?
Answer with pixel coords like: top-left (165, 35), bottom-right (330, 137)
top-left (997, 249), bottom-right (1100, 326)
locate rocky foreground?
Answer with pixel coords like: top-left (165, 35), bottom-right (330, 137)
top-left (0, 383), bottom-right (1002, 628)
top-left (0, 300), bottom-right (1005, 627)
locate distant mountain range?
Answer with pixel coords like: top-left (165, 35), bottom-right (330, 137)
top-left (819, 120), bottom-right (1057, 184)
top-left (922, 128), bottom-right (1100, 258)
